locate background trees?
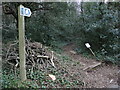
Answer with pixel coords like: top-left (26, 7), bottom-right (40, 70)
top-left (2, 2), bottom-right (120, 63)
top-left (76, 2), bottom-right (120, 62)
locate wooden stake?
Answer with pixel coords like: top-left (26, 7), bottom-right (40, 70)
top-left (89, 48), bottom-right (96, 57)
top-left (18, 5), bottom-right (26, 81)
top-left (88, 47), bottom-right (99, 60)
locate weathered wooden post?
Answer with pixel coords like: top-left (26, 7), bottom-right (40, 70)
top-left (18, 5), bottom-right (26, 81)
top-left (18, 5), bottom-right (31, 81)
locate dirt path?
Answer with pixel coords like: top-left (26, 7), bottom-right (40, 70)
top-left (62, 43), bottom-right (119, 88)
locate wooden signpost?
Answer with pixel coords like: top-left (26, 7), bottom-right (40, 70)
top-left (18, 5), bottom-right (31, 81)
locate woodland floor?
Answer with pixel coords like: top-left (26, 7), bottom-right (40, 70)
top-left (2, 42), bottom-right (119, 88)
top-left (62, 43), bottom-right (119, 88)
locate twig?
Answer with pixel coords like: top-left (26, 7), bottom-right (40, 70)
top-left (5, 41), bottom-right (18, 60)
top-left (37, 55), bottom-right (49, 58)
top-left (83, 62), bottom-right (102, 71)
top-left (50, 51), bottom-right (56, 68)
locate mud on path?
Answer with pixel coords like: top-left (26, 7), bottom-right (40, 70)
top-left (62, 43), bottom-right (119, 88)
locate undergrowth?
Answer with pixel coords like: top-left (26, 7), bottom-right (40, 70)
top-left (2, 64), bottom-right (84, 88)
top-left (75, 46), bottom-right (119, 64)
top-left (1, 41), bottom-right (84, 89)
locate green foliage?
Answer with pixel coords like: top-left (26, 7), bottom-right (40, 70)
top-left (2, 51), bottom-right (84, 88)
top-left (25, 2), bottom-right (77, 45)
top-left (2, 64), bottom-right (84, 88)
top-left (2, 2), bottom-right (120, 63)
top-left (75, 2), bottom-right (120, 63)
top-left (2, 69), bottom-right (19, 88)
top-left (61, 55), bottom-right (72, 62)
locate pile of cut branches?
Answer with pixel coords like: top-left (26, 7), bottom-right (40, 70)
top-left (3, 38), bottom-right (56, 71)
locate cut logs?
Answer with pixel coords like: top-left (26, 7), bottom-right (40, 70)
top-left (3, 38), bottom-right (56, 70)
